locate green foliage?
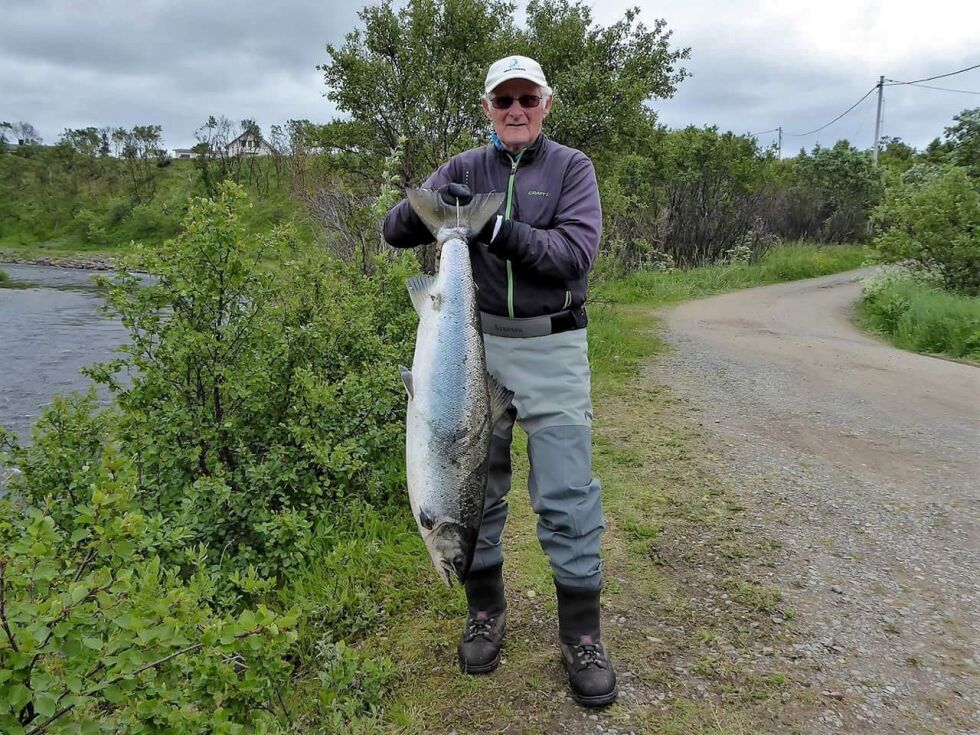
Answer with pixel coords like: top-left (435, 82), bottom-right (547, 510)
top-left (1, 392), bottom-right (112, 532)
top-left (872, 165), bottom-right (980, 295)
top-left (599, 123), bottom-right (774, 267)
top-left (0, 446), bottom-right (297, 734)
top-left (0, 142), bottom-right (307, 253)
top-left (520, 1), bottom-right (688, 156)
top-left (788, 140), bottom-right (883, 242)
top-left (88, 182), bottom-right (417, 583)
top-left (321, 0), bottom-right (515, 187)
top-left (313, 639), bottom-right (392, 729)
top-left (944, 107), bottom-right (979, 177)
top-left (859, 268), bottom-right (980, 360)
top-left (320, 0), bottom-right (687, 188)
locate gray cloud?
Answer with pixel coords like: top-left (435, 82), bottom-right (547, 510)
top-left (2, 0), bottom-right (977, 154)
top-left (1, 0), bottom-right (361, 148)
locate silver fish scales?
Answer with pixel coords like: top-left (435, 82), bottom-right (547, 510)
top-left (399, 189), bottom-right (513, 586)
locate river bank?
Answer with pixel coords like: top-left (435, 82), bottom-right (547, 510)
top-left (0, 248), bottom-right (118, 270)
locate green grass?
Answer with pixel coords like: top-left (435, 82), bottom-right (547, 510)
top-left (593, 243), bottom-right (866, 307)
top-left (0, 267), bottom-right (7, 283)
top-left (0, 154), bottom-right (314, 256)
top-left (857, 276), bottom-right (980, 361)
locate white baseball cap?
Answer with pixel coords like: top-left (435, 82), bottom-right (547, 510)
top-left (484, 55), bottom-right (550, 96)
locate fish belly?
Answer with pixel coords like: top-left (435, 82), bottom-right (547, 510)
top-left (405, 242), bottom-right (491, 532)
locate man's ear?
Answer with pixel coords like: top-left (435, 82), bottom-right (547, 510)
top-left (481, 97), bottom-right (493, 121)
top-left (542, 95), bottom-right (554, 118)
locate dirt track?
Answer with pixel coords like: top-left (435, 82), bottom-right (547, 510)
top-left (655, 269), bottom-right (980, 733)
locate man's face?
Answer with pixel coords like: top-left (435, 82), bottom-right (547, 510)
top-left (482, 78), bottom-right (553, 154)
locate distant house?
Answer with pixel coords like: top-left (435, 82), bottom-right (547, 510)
top-left (173, 132), bottom-right (277, 161)
top-left (225, 131), bottom-right (276, 157)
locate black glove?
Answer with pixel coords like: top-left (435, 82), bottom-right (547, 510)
top-left (476, 215), bottom-right (514, 248)
top-left (439, 182), bottom-right (473, 206)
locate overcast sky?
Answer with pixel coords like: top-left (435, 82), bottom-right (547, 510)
top-left (2, 0), bottom-right (978, 156)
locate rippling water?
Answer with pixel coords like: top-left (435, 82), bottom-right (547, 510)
top-left (0, 263), bottom-right (130, 441)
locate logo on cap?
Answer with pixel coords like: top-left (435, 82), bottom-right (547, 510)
top-left (507, 58), bottom-right (522, 70)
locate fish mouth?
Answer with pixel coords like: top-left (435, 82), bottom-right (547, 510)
top-left (426, 521), bottom-right (477, 586)
top-left (439, 556), bottom-right (469, 586)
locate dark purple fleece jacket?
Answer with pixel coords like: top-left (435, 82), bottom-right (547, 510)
top-left (382, 135), bottom-right (602, 319)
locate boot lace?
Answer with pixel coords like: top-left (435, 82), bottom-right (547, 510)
top-left (573, 642), bottom-right (607, 669)
top-left (464, 615), bottom-right (496, 642)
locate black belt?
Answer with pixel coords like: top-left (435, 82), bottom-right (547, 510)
top-left (480, 307), bottom-right (587, 338)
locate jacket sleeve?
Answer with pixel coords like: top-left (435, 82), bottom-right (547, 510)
top-left (382, 162), bottom-right (456, 249)
top-left (487, 154), bottom-right (601, 280)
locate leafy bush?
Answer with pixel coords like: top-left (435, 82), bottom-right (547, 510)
top-left (871, 165), bottom-right (980, 295)
top-left (0, 445), bottom-right (297, 734)
top-left (87, 182), bottom-right (417, 584)
top-left (859, 267), bottom-right (980, 359)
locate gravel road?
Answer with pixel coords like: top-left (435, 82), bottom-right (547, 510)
top-left (653, 268), bottom-right (980, 734)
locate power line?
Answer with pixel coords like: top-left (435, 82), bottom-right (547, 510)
top-left (896, 81), bottom-right (980, 95)
top-left (885, 62), bottom-right (980, 86)
top-left (788, 86), bottom-right (877, 137)
top-left (750, 61), bottom-right (980, 146)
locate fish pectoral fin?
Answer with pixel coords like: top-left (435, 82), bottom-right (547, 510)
top-left (406, 275), bottom-right (437, 315)
top-left (398, 365), bottom-right (414, 399)
top-left (487, 373), bottom-right (515, 426)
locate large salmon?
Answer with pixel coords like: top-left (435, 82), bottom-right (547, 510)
top-left (399, 188), bottom-right (513, 586)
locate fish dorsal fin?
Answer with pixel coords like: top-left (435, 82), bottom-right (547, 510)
top-left (487, 373), bottom-right (515, 426)
top-left (398, 365), bottom-right (413, 399)
top-left (406, 275), bottom-right (436, 315)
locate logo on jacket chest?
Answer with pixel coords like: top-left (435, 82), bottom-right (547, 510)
top-left (527, 190), bottom-right (549, 197)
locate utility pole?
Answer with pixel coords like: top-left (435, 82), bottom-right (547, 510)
top-left (872, 75), bottom-right (884, 165)
top-left (777, 126), bottom-right (782, 159)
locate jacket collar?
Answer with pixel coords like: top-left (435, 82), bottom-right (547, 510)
top-left (491, 133), bottom-right (547, 165)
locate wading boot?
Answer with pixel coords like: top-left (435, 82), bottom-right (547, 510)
top-left (556, 582), bottom-right (618, 707)
top-left (458, 563), bottom-right (506, 674)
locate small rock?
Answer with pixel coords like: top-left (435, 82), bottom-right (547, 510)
top-left (831, 585), bottom-right (844, 594)
top-left (762, 646), bottom-right (774, 655)
top-left (526, 589), bottom-right (537, 598)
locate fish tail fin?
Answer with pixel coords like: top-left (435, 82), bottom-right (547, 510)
top-left (407, 188), bottom-right (504, 240)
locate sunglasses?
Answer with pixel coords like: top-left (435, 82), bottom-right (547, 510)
top-left (489, 94), bottom-right (543, 110)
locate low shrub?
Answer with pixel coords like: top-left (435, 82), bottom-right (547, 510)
top-left (0, 446), bottom-right (297, 734)
top-left (85, 182), bottom-right (418, 586)
top-left (871, 165), bottom-right (980, 295)
top-left (859, 268), bottom-right (980, 360)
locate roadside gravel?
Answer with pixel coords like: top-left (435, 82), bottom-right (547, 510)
top-left (653, 269), bottom-right (980, 734)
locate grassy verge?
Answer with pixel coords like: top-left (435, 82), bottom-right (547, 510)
top-left (281, 243), bottom-right (865, 733)
top-left (857, 274), bottom-right (980, 362)
top-left (0, 267), bottom-right (7, 283)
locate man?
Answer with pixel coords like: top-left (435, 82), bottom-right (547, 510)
top-left (383, 55), bottom-right (616, 707)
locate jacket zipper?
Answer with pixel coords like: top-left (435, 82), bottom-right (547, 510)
top-left (504, 151), bottom-right (523, 318)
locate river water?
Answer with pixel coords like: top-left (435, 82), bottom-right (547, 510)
top-left (0, 263), bottom-right (129, 441)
